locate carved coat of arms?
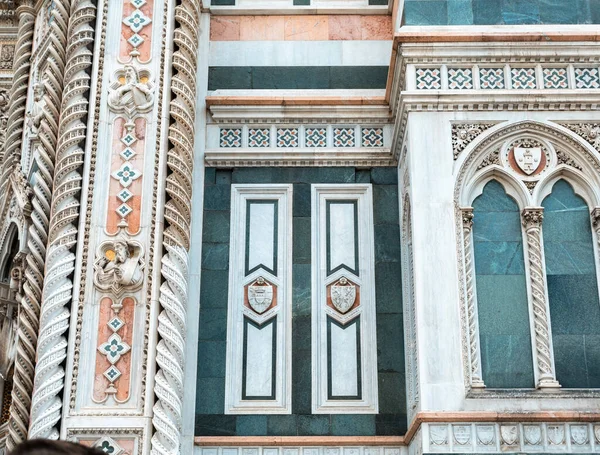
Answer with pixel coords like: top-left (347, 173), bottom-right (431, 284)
top-left (500, 425), bottom-right (518, 446)
top-left (330, 277), bottom-right (356, 314)
top-left (248, 277), bottom-right (273, 314)
top-left (547, 425), bottom-right (565, 445)
top-left (570, 425), bottom-right (588, 445)
top-left (514, 147), bottom-right (542, 175)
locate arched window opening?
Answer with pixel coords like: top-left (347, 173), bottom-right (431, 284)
top-left (542, 179), bottom-right (600, 388)
top-left (473, 180), bottom-right (535, 388)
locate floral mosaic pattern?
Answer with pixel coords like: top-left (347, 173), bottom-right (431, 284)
top-left (362, 128), bottom-right (384, 147)
top-left (448, 68), bottom-right (473, 90)
top-left (333, 128), bottom-right (355, 147)
top-left (511, 68), bottom-right (537, 89)
top-left (305, 127), bottom-right (327, 147)
top-left (220, 128), bottom-right (242, 148)
top-left (416, 68), bottom-right (441, 90)
top-left (479, 68), bottom-right (505, 89)
top-left (276, 128), bottom-right (299, 148)
top-left (248, 128), bottom-right (270, 148)
top-left (575, 67), bottom-right (600, 89)
top-left (543, 68), bottom-right (569, 89)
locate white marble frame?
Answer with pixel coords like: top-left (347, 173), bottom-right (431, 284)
top-left (224, 184), bottom-right (293, 414)
top-left (311, 184), bottom-right (378, 413)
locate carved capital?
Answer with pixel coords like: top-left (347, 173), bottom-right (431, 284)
top-left (15, 1), bottom-right (35, 18)
top-left (461, 208), bottom-right (474, 231)
top-left (592, 208), bottom-right (600, 231)
top-left (522, 208), bottom-right (544, 230)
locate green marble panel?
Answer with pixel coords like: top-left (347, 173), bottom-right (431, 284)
top-left (195, 415), bottom-right (236, 436)
top-left (376, 414), bottom-right (407, 435)
top-left (542, 180), bottom-right (600, 388)
top-left (473, 180), bottom-right (534, 388)
top-left (267, 415), bottom-right (298, 435)
top-left (293, 217), bottom-right (311, 265)
top-left (331, 415), bottom-right (376, 436)
top-left (202, 243), bottom-right (229, 271)
top-left (237, 416), bottom-right (268, 436)
top-left (297, 415), bottom-right (330, 435)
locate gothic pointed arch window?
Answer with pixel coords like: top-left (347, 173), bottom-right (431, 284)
top-left (457, 121), bottom-right (600, 393)
top-left (541, 179), bottom-right (600, 388)
top-left (472, 180), bottom-right (535, 388)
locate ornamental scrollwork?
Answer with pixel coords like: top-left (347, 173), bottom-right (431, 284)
top-left (452, 123), bottom-right (497, 160)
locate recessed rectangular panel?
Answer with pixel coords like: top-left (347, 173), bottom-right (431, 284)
top-left (327, 201), bottom-right (358, 275)
top-left (312, 184), bottom-right (378, 413)
top-left (327, 317), bottom-right (361, 399)
top-left (243, 317), bottom-right (276, 399)
top-left (225, 185), bottom-right (292, 414)
top-left (246, 201), bottom-right (277, 275)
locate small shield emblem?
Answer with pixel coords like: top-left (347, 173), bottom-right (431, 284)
top-left (453, 425), bottom-right (471, 445)
top-left (430, 425), bottom-right (448, 446)
top-left (476, 425), bottom-right (495, 446)
top-left (514, 147), bottom-right (542, 175)
top-left (248, 277), bottom-right (273, 314)
top-left (547, 425), bottom-right (565, 445)
top-left (524, 426), bottom-right (542, 446)
top-left (331, 277), bottom-right (356, 314)
top-left (593, 425), bottom-right (600, 444)
top-left (500, 425), bottom-right (518, 446)
top-left (570, 425), bottom-right (588, 446)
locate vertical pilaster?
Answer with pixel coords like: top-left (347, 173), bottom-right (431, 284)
top-left (521, 208), bottom-right (560, 389)
top-left (461, 207), bottom-right (484, 388)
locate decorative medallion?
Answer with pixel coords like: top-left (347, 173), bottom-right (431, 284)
top-left (98, 333), bottom-right (131, 365)
top-left (247, 277), bottom-right (274, 314)
top-left (547, 425), bottom-right (565, 446)
top-left (330, 277), bottom-right (357, 314)
top-left (500, 425), bottom-right (518, 446)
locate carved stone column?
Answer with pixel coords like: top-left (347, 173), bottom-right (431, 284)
top-left (0, 0), bottom-right (35, 194)
top-left (29, 0), bottom-right (96, 440)
top-left (461, 208), bottom-right (485, 388)
top-left (7, 0), bottom-right (71, 449)
top-left (592, 208), bottom-right (600, 247)
top-left (521, 208), bottom-right (560, 389)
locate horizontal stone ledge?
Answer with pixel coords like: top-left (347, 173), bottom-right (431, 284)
top-left (195, 436), bottom-right (405, 446)
top-left (206, 96), bottom-right (389, 107)
top-left (394, 25), bottom-right (600, 44)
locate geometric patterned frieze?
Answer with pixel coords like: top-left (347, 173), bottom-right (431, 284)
top-left (448, 68), bottom-right (473, 90)
top-left (248, 128), bottom-right (270, 148)
top-left (575, 67), bottom-right (600, 89)
top-left (511, 67), bottom-right (537, 89)
top-left (305, 127), bottom-right (327, 148)
top-left (413, 64), bottom-right (600, 91)
top-left (276, 128), bottom-right (299, 148)
top-left (416, 67), bottom-right (442, 90)
top-left (426, 422), bottom-right (600, 453)
top-left (333, 127), bottom-right (356, 148)
top-left (479, 67), bottom-right (506, 90)
top-left (220, 128), bottom-right (242, 148)
top-left (362, 127), bottom-right (384, 147)
top-left (543, 67), bottom-right (569, 89)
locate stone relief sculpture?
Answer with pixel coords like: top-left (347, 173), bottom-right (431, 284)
top-left (108, 64), bottom-right (153, 115)
top-left (25, 83), bottom-right (44, 138)
top-left (94, 240), bottom-right (144, 296)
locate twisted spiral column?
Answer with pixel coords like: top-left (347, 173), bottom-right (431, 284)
top-left (0, 0), bottom-right (35, 195)
top-left (522, 208), bottom-right (560, 388)
top-left (461, 208), bottom-right (485, 388)
top-left (151, 1), bottom-right (201, 454)
top-left (29, 0), bottom-right (96, 440)
top-left (6, 1), bottom-right (71, 449)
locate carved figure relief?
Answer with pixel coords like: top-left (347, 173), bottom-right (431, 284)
top-left (330, 277), bottom-right (357, 314)
top-left (247, 277), bottom-right (273, 315)
top-left (26, 83), bottom-right (45, 138)
top-left (94, 240), bottom-right (144, 296)
top-left (108, 65), bottom-right (153, 116)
